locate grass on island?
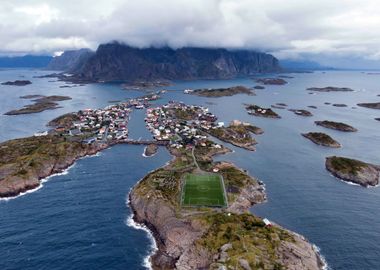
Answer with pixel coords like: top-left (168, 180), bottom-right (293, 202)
top-left (181, 173), bottom-right (227, 207)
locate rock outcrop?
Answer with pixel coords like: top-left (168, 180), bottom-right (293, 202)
top-left (1, 80), bottom-right (32, 86)
top-left (315, 120), bottom-right (357, 132)
top-left (326, 156), bottom-right (380, 187)
top-left (302, 132), bottom-right (341, 148)
top-left (357, 102), bottom-right (380, 110)
top-left (306, 87), bottom-right (354, 92)
top-left (190, 86), bottom-right (254, 98)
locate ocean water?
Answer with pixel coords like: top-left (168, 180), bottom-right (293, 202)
top-left (0, 69), bottom-right (380, 269)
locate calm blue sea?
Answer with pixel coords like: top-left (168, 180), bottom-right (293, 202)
top-left (0, 69), bottom-right (379, 270)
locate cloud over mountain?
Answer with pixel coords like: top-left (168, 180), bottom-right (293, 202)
top-left (1, 0), bottom-right (380, 67)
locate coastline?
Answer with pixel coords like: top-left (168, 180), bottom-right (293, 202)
top-left (0, 143), bottom-right (107, 200)
top-left (128, 144), bottom-right (327, 270)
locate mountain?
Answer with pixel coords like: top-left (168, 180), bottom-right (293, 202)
top-left (47, 49), bottom-right (94, 72)
top-left (72, 43), bottom-right (280, 82)
top-left (0, 55), bottom-right (52, 68)
top-left (280, 59), bottom-right (333, 71)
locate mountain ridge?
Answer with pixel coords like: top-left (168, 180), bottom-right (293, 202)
top-left (61, 43), bottom-right (281, 82)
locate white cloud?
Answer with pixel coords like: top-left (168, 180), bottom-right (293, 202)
top-left (1, 0), bottom-right (380, 66)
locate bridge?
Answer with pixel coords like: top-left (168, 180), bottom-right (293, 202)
top-left (118, 138), bottom-right (169, 146)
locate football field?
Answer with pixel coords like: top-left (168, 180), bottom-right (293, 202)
top-left (181, 173), bottom-right (227, 207)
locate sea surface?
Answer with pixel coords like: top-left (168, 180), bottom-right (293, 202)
top-left (0, 69), bottom-right (379, 269)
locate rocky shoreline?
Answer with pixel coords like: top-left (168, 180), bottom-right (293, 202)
top-left (129, 143), bottom-right (326, 270)
top-left (0, 135), bottom-right (108, 198)
top-left (4, 95), bottom-right (72, 115)
top-left (302, 132), bottom-right (341, 148)
top-left (189, 86), bottom-right (254, 98)
top-left (1, 80), bottom-right (32, 86)
top-left (357, 102), bottom-right (380, 110)
top-left (306, 86), bottom-right (354, 92)
top-left (144, 144), bottom-right (158, 157)
top-left (326, 156), bottom-right (380, 187)
top-left (315, 120), bottom-right (357, 132)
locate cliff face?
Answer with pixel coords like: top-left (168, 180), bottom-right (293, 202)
top-left (47, 49), bottom-right (94, 73)
top-left (74, 43), bottom-right (281, 82)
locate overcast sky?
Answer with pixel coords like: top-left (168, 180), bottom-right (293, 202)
top-left (1, 0), bottom-right (380, 67)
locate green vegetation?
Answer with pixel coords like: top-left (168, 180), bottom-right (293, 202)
top-left (315, 120), bottom-right (357, 132)
top-left (192, 86), bottom-right (254, 97)
top-left (302, 132), bottom-right (341, 148)
top-left (170, 107), bottom-right (199, 120)
top-left (197, 213), bottom-right (294, 269)
top-left (207, 124), bottom-right (257, 150)
top-left (134, 168), bottom-right (183, 207)
top-left (181, 173), bottom-right (227, 207)
top-left (328, 156), bottom-right (366, 176)
top-left (0, 135), bottom-right (86, 177)
top-left (48, 113), bottom-right (80, 128)
top-left (245, 104), bottom-right (280, 118)
top-left (4, 95), bottom-right (72, 115)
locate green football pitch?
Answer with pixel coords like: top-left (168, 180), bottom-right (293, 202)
top-left (181, 173), bottom-right (227, 207)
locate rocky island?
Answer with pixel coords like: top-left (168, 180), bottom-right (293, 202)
top-left (4, 95), bottom-right (72, 115)
top-left (245, 104), bottom-right (281, 118)
top-left (302, 132), bottom-right (341, 148)
top-left (315, 120), bottom-right (357, 132)
top-left (271, 103), bottom-right (288, 109)
top-left (289, 109), bottom-right (313, 116)
top-left (306, 86), bottom-right (354, 92)
top-left (255, 78), bottom-right (287, 85)
top-left (189, 85), bottom-right (254, 98)
top-left (144, 144), bottom-right (158, 157)
top-left (205, 120), bottom-right (262, 151)
top-left (332, 103), bottom-right (347, 107)
top-left (1, 80), bottom-right (32, 86)
top-left (326, 156), bottom-right (380, 187)
top-left (357, 102), bottom-right (380, 110)
top-left (122, 80), bottom-right (172, 90)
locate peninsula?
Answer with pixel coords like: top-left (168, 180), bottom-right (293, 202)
top-left (187, 85), bottom-right (254, 97)
top-left (326, 156), bottom-right (380, 187)
top-left (302, 132), bottom-right (341, 148)
top-left (132, 102), bottom-right (325, 269)
top-left (315, 120), bottom-right (357, 132)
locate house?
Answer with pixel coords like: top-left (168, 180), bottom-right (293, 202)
top-left (83, 137), bottom-right (96, 145)
top-left (217, 122), bottom-right (225, 127)
top-left (263, 218), bottom-right (272, 227)
top-left (34, 131), bottom-right (48, 137)
top-left (69, 128), bottom-right (81, 136)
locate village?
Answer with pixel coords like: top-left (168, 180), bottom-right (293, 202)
top-left (144, 101), bottom-right (226, 149)
top-left (41, 94), bottom-right (160, 143)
